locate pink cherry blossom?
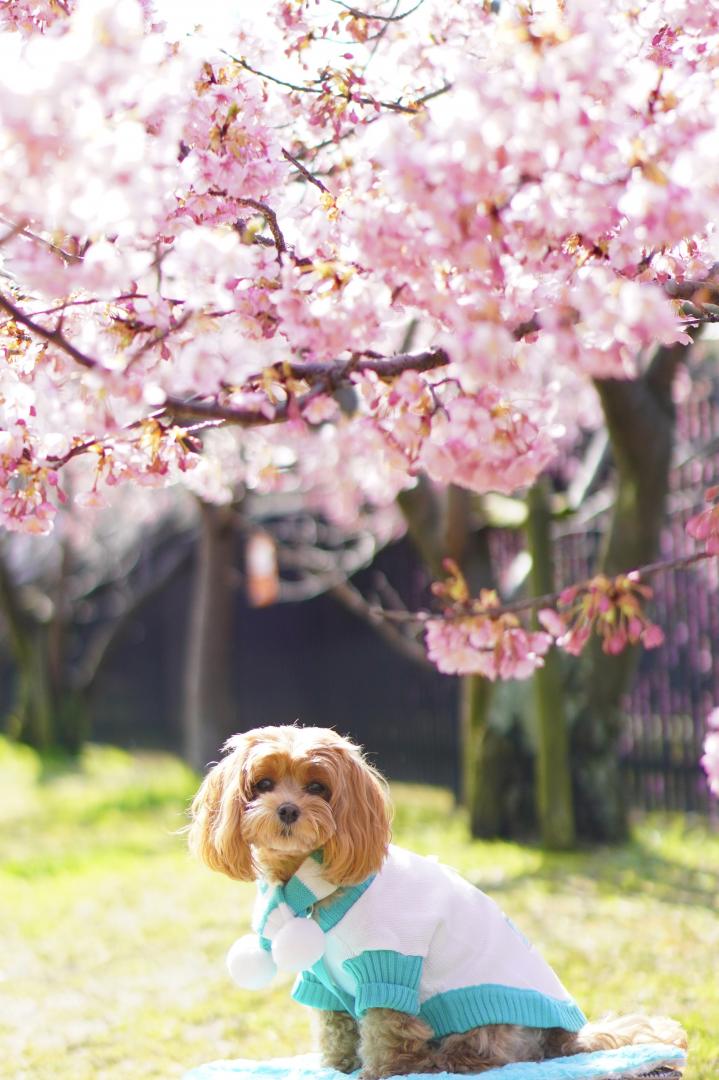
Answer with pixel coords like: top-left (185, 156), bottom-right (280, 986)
top-left (702, 709), bottom-right (719, 798)
top-left (547, 574), bottom-right (665, 659)
top-left (418, 389), bottom-right (561, 496)
top-left (425, 615), bottom-right (552, 682)
top-left (686, 486), bottom-right (719, 555)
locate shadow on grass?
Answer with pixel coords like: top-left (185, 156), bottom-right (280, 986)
top-left (468, 838), bottom-right (719, 910)
top-left (37, 750), bottom-right (84, 784)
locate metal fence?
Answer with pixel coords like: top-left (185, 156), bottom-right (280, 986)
top-left (548, 383), bottom-right (719, 816)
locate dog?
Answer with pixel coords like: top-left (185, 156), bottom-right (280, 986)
top-left (188, 725), bottom-right (687, 1078)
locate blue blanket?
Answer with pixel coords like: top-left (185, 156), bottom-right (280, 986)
top-left (183, 1045), bottom-right (685, 1080)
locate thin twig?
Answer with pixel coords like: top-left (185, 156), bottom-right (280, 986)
top-left (372, 549), bottom-right (716, 626)
top-left (282, 148), bottom-right (331, 194)
top-left (0, 289), bottom-right (97, 369)
top-left (0, 215), bottom-right (83, 264)
top-left (331, 577), bottom-right (432, 666)
top-left (330, 0), bottom-right (427, 22)
top-left (235, 197), bottom-right (287, 255)
top-left (227, 51), bottom-right (438, 115)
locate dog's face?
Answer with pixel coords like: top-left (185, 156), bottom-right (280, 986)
top-left (189, 726), bottom-right (391, 886)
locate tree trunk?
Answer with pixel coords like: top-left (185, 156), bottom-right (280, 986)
top-left (442, 487), bottom-right (518, 837)
top-left (526, 481), bottom-right (575, 850)
top-left (461, 674), bottom-right (507, 836)
top-left (572, 343), bottom-right (685, 840)
top-left (182, 500), bottom-right (237, 771)
top-left (0, 550), bottom-right (54, 749)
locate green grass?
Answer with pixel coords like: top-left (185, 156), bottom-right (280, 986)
top-left (1, 739), bottom-right (717, 1080)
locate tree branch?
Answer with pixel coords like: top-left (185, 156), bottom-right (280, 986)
top-left (282, 148), bottom-right (331, 194)
top-left (75, 542), bottom-right (193, 692)
top-left (235, 198), bottom-right (287, 255)
top-left (330, 577), bottom-right (432, 666)
top-left (371, 548), bottom-right (715, 626)
top-left (226, 51), bottom-right (448, 115)
top-left (330, 0), bottom-right (427, 21)
top-left (0, 290), bottom-right (97, 369)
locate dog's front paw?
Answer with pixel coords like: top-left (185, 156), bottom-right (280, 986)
top-left (322, 1052), bottom-right (361, 1074)
top-left (315, 1009), bottom-right (361, 1073)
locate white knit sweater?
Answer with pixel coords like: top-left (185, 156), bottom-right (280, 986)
top-left (252, 845), bottom-right (586, 1037)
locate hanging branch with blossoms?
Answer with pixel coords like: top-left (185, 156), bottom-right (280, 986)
top-left (422, 561), bottom-right (668, 680)
top-left (407, 522), bottom-right (719, 681)
top-left (541, 574), bottom-right (666, 658)
top-left (425, 561), bottom-right (553, 680)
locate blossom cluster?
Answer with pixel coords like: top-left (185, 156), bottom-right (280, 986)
top-left (423, 561), bottom-right (550, 678)
top-left (424, 563), bottom-right (665, 679)
top-left (425, 564), bottom-right (552, 681)
top-left (686, 486), bottom-right (719, 555)
top-left (540, 573), bottom-right (665, 657)
top-left (425, 612), bottom-right (552, 682)
top-left (2, 0), bottom-right (719, 536)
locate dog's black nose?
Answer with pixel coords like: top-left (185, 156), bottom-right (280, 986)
top-left (277, 802), bottom-right (300, 825)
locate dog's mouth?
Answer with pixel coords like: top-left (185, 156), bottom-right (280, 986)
top-left (242, 801), bottom-right (335, 854)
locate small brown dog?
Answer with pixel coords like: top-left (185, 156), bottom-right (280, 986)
top-left (189, 725), bottom-right (686, 1078)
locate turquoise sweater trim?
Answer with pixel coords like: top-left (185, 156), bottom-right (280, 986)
top-left (343, 951), bottom-right (423, 1016)
top-left (292, 950), bottom-right (423, 1019)
top-left (293, 951), bottom-right (586, 1035)
top-left (314, 878), bottom-right (375, 933)
top-left (283, 876), bottom-right (318, 915)
top-left (259, 877), bottom-right (376, 957)
top-left (420, 984), bottom-right (587, 1037)
top-left (291, 970), bottom-right (347, 1012)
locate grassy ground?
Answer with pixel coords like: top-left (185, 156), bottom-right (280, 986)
top-left (1, 738), bottom-right (717, 1080)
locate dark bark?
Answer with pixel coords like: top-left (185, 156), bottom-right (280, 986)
top-left (397, 478), bottom-right (446, 579)
top-left (398, 483), bottom-right (513, 836)
top-left (526, 480), bottom-right (575, 849)
top-left (0, 551), bottom-right (53, 749)
top-left (571, 343), bottom-right (686, 840)
top-left (460, 674), bottom-right (504, 836)
top-left (181, 500), bottom-right (238, 771)
top-left (442, 488), bottom-right (502, 834)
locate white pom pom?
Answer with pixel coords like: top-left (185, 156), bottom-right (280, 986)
top-left (226, 934), bottom-right (277, 989)
top-left (271, 917), bottom-right (326, 972)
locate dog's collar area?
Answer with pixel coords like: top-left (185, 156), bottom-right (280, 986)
top-left (256, 853), bottom-right (374, 934)
top-left (233, 854), bottom-right (376, 984)
top-left (252, 854), bottom-right (376, 976)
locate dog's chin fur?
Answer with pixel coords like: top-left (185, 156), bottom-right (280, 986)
top-left (189, 725), bottom-right (688, 1079)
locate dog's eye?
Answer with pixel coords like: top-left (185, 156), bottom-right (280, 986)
top-left (254, 778), bottom-right (275, 794)
top-left (306, 781), bottom-right (329, 798)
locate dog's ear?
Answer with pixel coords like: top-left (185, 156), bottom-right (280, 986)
top-left (322, 742), bottom-right (391, 885)
top-left (188, 737), bottom-right (255, 881)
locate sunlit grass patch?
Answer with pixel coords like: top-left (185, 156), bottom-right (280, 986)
top-left (1, 737), bottom-right (717, 1080)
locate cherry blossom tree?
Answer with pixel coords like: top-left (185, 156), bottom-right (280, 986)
top-left (1, 0), bottom-right (719, 835)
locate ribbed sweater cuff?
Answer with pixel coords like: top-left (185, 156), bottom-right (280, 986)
top-left (355, 982), bottom-right (420, 1015)
top-left (343, 951), bottom-right (423, 1016)
top-left (292, 972), bottom-right (347, 1012)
